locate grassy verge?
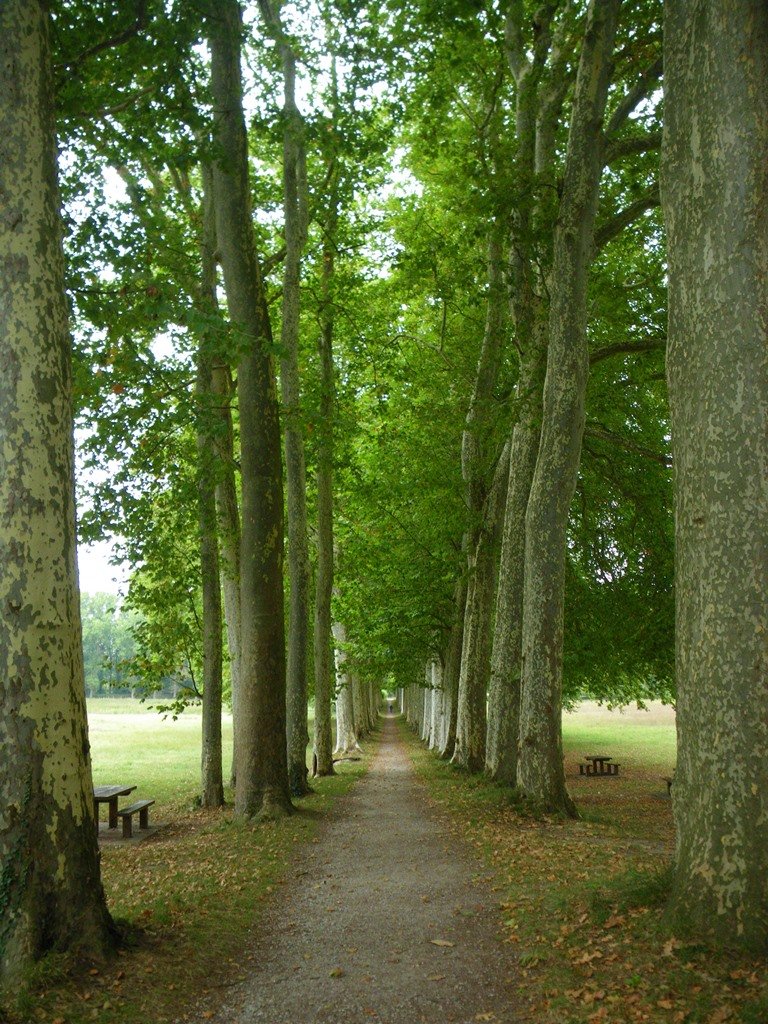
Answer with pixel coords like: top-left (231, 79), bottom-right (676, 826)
top-left (404, 710), bottom-right (767, 1024)
top-left (4, 701), bottom-right (370, 1024)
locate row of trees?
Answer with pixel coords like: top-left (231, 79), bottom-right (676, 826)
top-left (0, 0), bottom-right (765, 989)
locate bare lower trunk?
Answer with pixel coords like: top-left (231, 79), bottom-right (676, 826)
top-left (452, 226), bottom-right (507, 770)
top-left (438, 576), bottom-right (467, 759)
top-left (518, 0), bottom-right (619, 816)
top-left (313, 233), bottom-right (336, 775)
top-left (275, 23), bottom-right (311, 798)
top-left (333, 621), bottom-right (359, 755)
top-left (211, 361), bottom-right (241, 788)
top-left (662, 0), bottom-right (768, 950)
top-left (486, 337), bottom-right (547, 783)
top-left (208, 0), bottom-right (291, 819)
top-left (0, 1), bottom-right (115, 982)
top-left (429, 661), bottom-right (443, 750)
top-left (453, 442), bottom-right (510, 771)
top-left (197, 164), bottom-right (224, 809)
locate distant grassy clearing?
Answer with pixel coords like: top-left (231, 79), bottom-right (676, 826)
top-left (87, 698), bottom-right (233, 810)
top-left (563, 699), bottom-right (676, 771)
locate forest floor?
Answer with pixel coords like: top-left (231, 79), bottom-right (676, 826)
top-left (187, 713), bottom-right (526, 1024)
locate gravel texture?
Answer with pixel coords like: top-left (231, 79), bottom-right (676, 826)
top-left (196, 715), bottom-right (524, 1024)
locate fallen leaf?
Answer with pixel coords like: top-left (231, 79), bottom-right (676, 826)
top-left (475, 1014), bottom-right (496, 1021)
top-left (329, 967), bottom-right (345, 978)
top-left (427, 974), bottom-right (446, 981)
top-left (430, 939), bottom-right (455, 947)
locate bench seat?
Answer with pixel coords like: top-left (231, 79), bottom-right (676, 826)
top-left (118, 799), bottom-right (155, 838)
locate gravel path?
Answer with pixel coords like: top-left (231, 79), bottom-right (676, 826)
top-left (197, 715), bottom-right (524, 1024)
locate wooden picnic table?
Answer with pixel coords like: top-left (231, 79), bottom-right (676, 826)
top-left (94, 785), bottom-right (137, 830)
top-left (579, 755), bottom-right (620, 777)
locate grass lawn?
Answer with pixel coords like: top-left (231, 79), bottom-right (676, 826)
top-left (4, 699), bottom-right (366, 1024)
top-left (407, 703), bottom-right (768, 1024)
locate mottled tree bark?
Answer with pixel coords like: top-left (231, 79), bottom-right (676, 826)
top-left (438, 576), bottom-right (467, 759)
top-left (0, 0), bottom-right (115, 983)
top-left (486, 334), bottom-right (546, 783)
top-left (662, 0), bottom-right (768, 950)
top-left (332, 621), bottom-right (359, 755)
top-left (518, 0), bottom-right (619, 816)
top-left (207, 0), bottom-right (291, 818)
top-left (452, 228), bottom-right (507, 769)
top-left (486, 0), bottom-right (572, 788)
top-left (429, 660), bottom-right (443, 751)
top-left (453, 441), bottom-right (510, 771)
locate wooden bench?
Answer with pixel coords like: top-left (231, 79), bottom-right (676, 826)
top-left (117, 799), bottom-right (155, 838)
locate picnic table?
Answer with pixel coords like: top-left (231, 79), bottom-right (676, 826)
top-left (579, 755), bottom-right (620, 777)
top-left (94, 785), bottom-right (136, 831)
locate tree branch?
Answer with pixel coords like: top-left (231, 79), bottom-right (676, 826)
top-left (584, 423), bottom-right (671, 467)
top-left (589, 338), bottom-right (666, 365)
top-left (605, 55), bottom-right (663, 137)
top-left (593, 182), bottom-right (660, 250)
top-left (56, 1), bottom-right (149, 73)
top-left (604, 131), bottom-right (662, 165)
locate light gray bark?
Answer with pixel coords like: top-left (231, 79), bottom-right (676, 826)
top-left (518, 0), bottom-right (619, 816)
top-left (0, 0), bottom-right (115, 982)
top-left (486, 334), bottom-right (547, 783)
top-left (438, 576), bottom-right (467, 759)
top-left (332, 621), bottom-right (359, 755)
top-left (429, 660), bottom-right (443, 751)
top-left (662, 0), bottom-right (768, 950)
top-left (207, 0), bottom-right (291, 818)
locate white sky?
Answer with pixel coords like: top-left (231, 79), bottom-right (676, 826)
top-left (77, 539), bottom-right (125, 595)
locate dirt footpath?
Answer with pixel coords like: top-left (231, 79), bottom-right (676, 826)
top-left (199, 716), bottom-right (524, 1024)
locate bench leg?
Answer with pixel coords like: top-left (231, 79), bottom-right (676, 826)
top-left (122, 816), bottom-right (133, 839)
top-left (139, 807), bottom-right (150, 829)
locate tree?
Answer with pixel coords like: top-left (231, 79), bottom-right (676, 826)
top-left (0, 0), bottom-right (115, 984)
top-left (207, 0), bottom-right (291, 818)
top-left (662, 0), bottom-right (768, 949)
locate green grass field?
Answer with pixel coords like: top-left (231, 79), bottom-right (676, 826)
top-left (88, 698), bottom-right (235, 809)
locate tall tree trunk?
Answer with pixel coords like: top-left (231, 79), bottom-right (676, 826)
top-left (662, 0), bottom-right (768, 950)
top-left (486, 331), bottom-right (547, 783)
top-left (518, 0), bottom-right (620, 815)
top-left (429, 660), bottom-right (444, 751)
top-left (452, 227), bottom-right (507, 767)
top-left (332, 621), bottom-right (359, 755)
top-left (438, 576), bottom-right (467, 759)
top-left (453, 441), bottom-right (510, 771)
top-left (197, 164), bottom-right (224, 808)
top-left (211, 360), bottom-right (241, 788)
top-left (486, 0), bottom-right (573, 788)
top-left (313, 170), bottom-right (338, 777)
top-left (352, 671), bottom-right (367, 740)
top-left (0, 0), bottom-right (115, 982)
top-left (207, 0), bottom-right (291, 819)
top-left (262, 0), bottom-right (313, 798)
